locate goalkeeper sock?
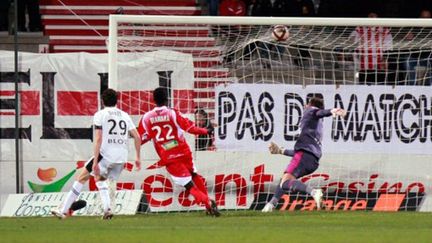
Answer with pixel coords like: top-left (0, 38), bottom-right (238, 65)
top-left (61, 181), bottom-right (83, 214)
top-left (189, 186), bottom-right (210, 209)
top-left (269, 185), bottom-right (285, 206)
top-left (192, 174), bottom-right (209, 197)
top-left (281, 179), bottom-right (312, 195)
top-left (96, 181), bottom-right (111, 212)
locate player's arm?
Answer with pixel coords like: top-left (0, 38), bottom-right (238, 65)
top-left (140, 132), bottom-right (151, 145)
top-left (92, 126), bottom-right (102, 177)
top-left (127, 116), bottom-right (142, 171)
top-left (92, 112), bottom-right (102, 177)
top-left (315, 108), bottom-right (346, 118)
top-left (314, 109), bottom-right (332, 118)
top-left (137, 117), bottom-right (152, 145)
top-left (129, 128), bottom-right (142, 171)
top-left (269, 142), bottom-right (294, 157)
top-left (175, 110), bottom-right (211, 136)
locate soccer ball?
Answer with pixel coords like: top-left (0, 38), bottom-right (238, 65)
top-left (271, 25), bottom-right (289, 42)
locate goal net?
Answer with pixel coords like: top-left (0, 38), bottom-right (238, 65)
top-left (108, 16), bottom-right (432, 213)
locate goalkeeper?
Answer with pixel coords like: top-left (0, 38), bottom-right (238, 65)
top-left (262, 97), bottom-right (346, 212)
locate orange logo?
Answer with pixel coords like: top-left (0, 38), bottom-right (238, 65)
top-left (37, 168), bottom-right (57, 182)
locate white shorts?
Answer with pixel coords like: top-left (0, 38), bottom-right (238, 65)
top-left (85, 155), bottom-right (123, 181)
top-left (170, 175), bottom-right (192, 187)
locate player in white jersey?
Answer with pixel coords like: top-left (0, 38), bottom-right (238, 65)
top-left (52, 88), bottom-right (141, 220)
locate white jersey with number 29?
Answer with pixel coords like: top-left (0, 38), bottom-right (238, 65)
top-left (93, 106), bottom-right (135, 164)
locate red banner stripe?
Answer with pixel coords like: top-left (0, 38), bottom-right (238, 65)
top-left (1, 89), bottom-right (196, 116)
top-left (0, 91), bottom-right (40, 115)
top-left (0, 112), bottom-right (14, 115)
top-left (57, 91), bottom-right (98, 116)
top-left (0, 91), bottom-right (14, 96)
top-left (21, 91), bottom-right (40, 115)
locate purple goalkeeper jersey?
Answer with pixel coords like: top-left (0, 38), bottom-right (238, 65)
top-left (293, 106), bottom-right (332, 159)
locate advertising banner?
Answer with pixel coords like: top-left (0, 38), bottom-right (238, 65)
top-left (215, 84), bottom-right (432, 154)
top-left (0, 190), bottom-right (142, 217)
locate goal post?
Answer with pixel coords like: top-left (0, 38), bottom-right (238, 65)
top-left (107, 15), bottom-right (432, 213)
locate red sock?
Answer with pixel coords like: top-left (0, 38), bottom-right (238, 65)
top-left (189, 186), bottom-right (210, 209)
top-left (192, 174), bottom-right (209, 197)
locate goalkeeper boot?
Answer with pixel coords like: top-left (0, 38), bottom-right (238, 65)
top-left (261, 203), bottom-right (274, 213)
top-left (102, 209), bottom-right (114, 220)
top-left (206, 200), bottom-right (221, 217)
top-left (311, 189), bottom-right (323, 210)
top-left (51, 209), bottom-right (67, 220)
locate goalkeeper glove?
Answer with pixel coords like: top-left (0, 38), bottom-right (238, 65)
top-left (269, 141), bottom-right (283, 154)
top-left (331, 108), bottom-right (347, 118)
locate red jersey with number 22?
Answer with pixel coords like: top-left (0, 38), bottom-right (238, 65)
top-left (138, 106), bottom-right (208, 165)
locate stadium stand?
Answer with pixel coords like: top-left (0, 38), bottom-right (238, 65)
top-left (39, 0), bottom-right (233, 118)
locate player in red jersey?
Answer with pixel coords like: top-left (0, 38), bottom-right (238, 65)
top-left (138, 87), bottom-right (220, 217)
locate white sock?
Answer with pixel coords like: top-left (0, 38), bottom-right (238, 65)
top-left (61, 181), bottom-right (83, 214)
top-left (108, 179), bottom-right (117, 211)
top-left (96, 181), bottom-right (111, 213)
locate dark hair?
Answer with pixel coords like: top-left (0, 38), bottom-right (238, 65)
top-left (102, 88), bottom-right (118, 107)
top-left (153, 87), bottom-right (168, 106)
top-left (309, 97), bottom-right (324, 109)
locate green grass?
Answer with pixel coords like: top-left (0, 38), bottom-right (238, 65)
top-left (1, 211), bottom-right (431, 243)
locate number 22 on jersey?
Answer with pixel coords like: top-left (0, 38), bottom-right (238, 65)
top-left (151, 124), bottom-right (178, 150)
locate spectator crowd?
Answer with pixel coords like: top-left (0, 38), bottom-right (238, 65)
top-left (211, 0), bottom-right (432, 18)
top-left (0, 0), bottom-right (41, 33)
top-left (210, 0), bottom-right (432, 86)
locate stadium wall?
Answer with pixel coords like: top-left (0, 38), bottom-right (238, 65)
top-left (0, 153), bottom-right (431, 212)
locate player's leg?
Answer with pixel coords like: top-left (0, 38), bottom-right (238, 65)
top-left (280, 151), bottom-right (321, 207)
top-left (166, 162), bottom-right (209, 205)
top-left (263, 151), bottom-right (321, 212)
top-left (52, 157), bottom-right (93, 219)
top-left (191, 175), bottom-right (220, 217)
top-left (104, 163), bottom-right (124, 218)
top-left (263, 151), bottom-right (305, 211)
top-left (61, 168), bottom-right (89, 213)
top-left (186, 159), bottom-right (220, 216)
top-left (192, 173), bottom-right (208, 198)
top-left (183, 179), bottom-right (220, 217)
top-left (166, 162), bottom-right (219, 216)
top-left (279, 151), bottom-right (322, 208)
top-left (96, 179), bottom-right (113, 220)
top-left (94, 158), bottom-right (113, 219)
top-left (188, 159), bottom-right (208, 197)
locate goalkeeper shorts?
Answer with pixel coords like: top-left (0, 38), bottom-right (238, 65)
top-left (285, 150), bottom-right (319, 178)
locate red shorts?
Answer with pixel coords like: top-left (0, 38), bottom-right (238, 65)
top-left (164, 156), bottom-right (195, 178)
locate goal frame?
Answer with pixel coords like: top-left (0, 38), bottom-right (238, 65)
top-left (100, 15), bottom-right (432, 213)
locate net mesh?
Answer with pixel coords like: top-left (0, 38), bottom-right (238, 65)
top-left (117, 23), bottom-right (432, 86)
top-left (110, 18), bottom-right (432, 213)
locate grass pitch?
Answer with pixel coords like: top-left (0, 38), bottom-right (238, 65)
top-left (1, 211), bottom-right (431, 243)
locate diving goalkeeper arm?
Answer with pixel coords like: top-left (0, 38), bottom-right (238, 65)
top-left (269, 142), bottom-right (294, 157)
